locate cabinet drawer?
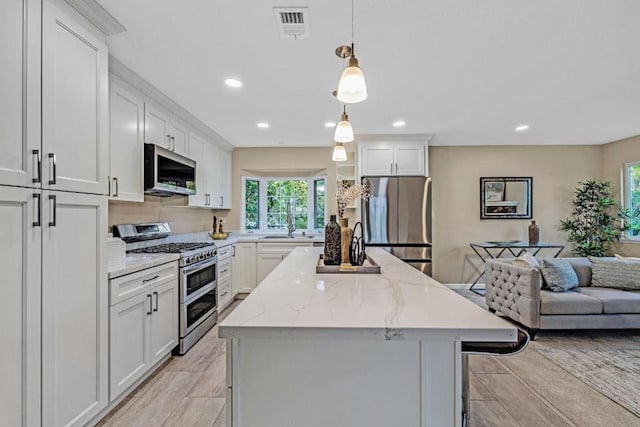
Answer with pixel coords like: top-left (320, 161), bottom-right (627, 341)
top-left (256, 242), bottom-right (313, 253)
top-left (219, 258), bottom-right (232, 282)
top-left (218, 279), bottom-right (232, 308)
top-left (110, 261), bottom-right (178, 306)
top-left (217, 244), bottom-right (233, 260)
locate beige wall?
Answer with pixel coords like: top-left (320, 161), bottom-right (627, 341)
top-left (226, 147), bottom-right (352, 230)
top-left (108, 197), bottom-right (228, 234)
top-left (430, 145), bottom-right (602, 284)
top-left (602, 135), bottom-right (640, 257)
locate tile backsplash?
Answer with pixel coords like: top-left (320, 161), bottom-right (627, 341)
top-left (108, 196), bottom-right (227, 234)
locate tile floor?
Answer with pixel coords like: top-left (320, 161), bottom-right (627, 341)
top-left (97, 298), bottom-right (640, 427)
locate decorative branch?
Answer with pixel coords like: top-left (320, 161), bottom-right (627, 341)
top-left (336, 181), bottom-right (370, 218)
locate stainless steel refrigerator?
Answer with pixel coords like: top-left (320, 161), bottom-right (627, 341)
top-left (361, 176), bottom-right (432, 276)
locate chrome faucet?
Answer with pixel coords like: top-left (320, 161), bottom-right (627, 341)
top-left (286, 201), bottom-right (296, 237)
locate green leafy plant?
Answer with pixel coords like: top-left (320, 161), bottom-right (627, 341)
top-left (560, 179), bottom-right (629, 256)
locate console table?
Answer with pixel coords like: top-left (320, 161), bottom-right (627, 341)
top-left (469, 241), bottom-right (565, 292)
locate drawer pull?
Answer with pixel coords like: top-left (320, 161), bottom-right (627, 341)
top-left (142, 275), bottom-right (160, 283)
top-left (221, 291), bottom-right (228, 297)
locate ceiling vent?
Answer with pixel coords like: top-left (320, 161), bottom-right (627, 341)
top-left (273, 7), bottom-right (310, 39)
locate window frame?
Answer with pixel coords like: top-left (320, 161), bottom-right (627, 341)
top-left (623, 161), bottom-right (640, 242)
top-left (241, 175), bottom-right (327, 233)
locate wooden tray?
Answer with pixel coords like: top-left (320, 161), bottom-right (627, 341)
top-left (316, 254), bottom-right (381, 274)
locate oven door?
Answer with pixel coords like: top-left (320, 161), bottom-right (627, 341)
top-left (180, 284), bottom-right (217, 337)
top-left (180, 256), bottom-right (217, 303)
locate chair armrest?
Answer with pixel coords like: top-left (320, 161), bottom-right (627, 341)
top-left (484, 259), bottom-right (541, 329)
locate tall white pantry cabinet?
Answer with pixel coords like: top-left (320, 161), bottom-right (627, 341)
top-left (0, 0), bottom-right (110, 426)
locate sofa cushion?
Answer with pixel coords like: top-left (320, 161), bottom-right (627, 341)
top-left (575, 287), bottom-right (640, 314)
top-left (540, 290), bottom-right (603, 315)
top-left (540, 259), bottom-right (579, 292)
top-left (513, 251), bottom-right (540, 268)
top-left (589, 257), bottom-right (640, 291)
top-left (564, 257), bottom-right (592, 287)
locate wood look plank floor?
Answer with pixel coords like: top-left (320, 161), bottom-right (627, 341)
top-left (97, 299), bottom-right (640, 427)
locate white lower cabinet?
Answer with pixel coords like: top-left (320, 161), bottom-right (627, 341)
top-left (0, 187), bottom-right (111, 427)
top-left (109, 262), bottom-right (178, 401)
top-left (256, 243), bottom-right (314, 284)
top-left (235, 243), bottom-right (257, 293)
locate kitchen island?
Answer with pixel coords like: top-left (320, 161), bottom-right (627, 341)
top-left (219, 247), bottom-right (517, 427)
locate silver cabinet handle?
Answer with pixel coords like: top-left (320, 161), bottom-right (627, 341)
top-left (147, 294), bottom-right (152, 315)
top-left (390, 162), bottom-right (393, 174)
top-left (33, 193), bottom-right (41, 227)
top-left (220, 196), bottom-right (223, 206)
top-left (113, 177), bottom-right (119, 197)
top-left (221, 268), bottom-right (229, 275)
top-left (232, 245), bottom-right (236, 256)
top-left (153, 291), bottom-right (159, 312)
top-left (32, 149), bottom-right (41, 183)
top-left (171, 136), bottom-right (176, 151)
top-left (395, 162), bottom-right (398, 174)
top-left (142, 275), bottom-right (160, 283)
top-left (221, 291), bottom-right (228, 297)
top-left (206, 194), bottom-right (211, 206)
top-left (48, 153), bottom-right (56, 185)
top-left (48, 195), bottom-right (56, 227)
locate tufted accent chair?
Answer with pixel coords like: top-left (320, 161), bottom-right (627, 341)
top-left (485, 260), bottom-right (542, 329)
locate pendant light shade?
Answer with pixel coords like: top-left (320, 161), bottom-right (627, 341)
top-left (334, 110), bottom-right (354, 143)
top-left (337, 54), bottom-right (367, 104)
top-left (332, 142), bottom-right (348, 162)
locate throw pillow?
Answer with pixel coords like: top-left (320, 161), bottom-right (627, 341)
top-left (513, 251), bottom-right (540, 268)
top-left (540, 259), bottom-right (579, 292)
top-left (589, 257), bottom-right (640, 290)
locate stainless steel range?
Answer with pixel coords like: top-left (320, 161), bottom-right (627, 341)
top-left (114, 222), bottom-right (218, 354)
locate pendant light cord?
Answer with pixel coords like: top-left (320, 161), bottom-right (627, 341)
top-left (351, 0), bottom-right (354, 43)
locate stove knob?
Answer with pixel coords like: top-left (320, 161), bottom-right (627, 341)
top-left (187, 256), bottom-right (194, 264)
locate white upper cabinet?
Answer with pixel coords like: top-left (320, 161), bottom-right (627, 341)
top-left (144, 104), bottom-right (189, 157)
top-left (218, 149), bottom-right (232, 209)
top-left (360, 142), bottom-right (427, 176)
top-left (109, 80), bottom-right (144, 202)
top-left (0, 0), bottom-right (41, 189)
top-left (188, 132), bottom-right (208, 207)
top-left (42, 0), bottom-right (109, 195)
top-left (144, 103), bottom-right (172, 150)
top-left (169, 119), bottom-right (189, 157)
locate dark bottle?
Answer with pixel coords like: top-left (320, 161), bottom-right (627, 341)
top-left (324, 215), bottom-right (342, 265)
top-left (528, 220), bottom-right (540, 244)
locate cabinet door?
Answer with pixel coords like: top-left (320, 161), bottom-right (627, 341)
top-left (42, 0), bottom-right (109, 195)
top-left (188, 132), bottom-right (208, 207)
top-left (394, 145), bottom-right (426, 176)
top-left (150, 280), bottom-right (179, 365)
top-left (0, 186), bottom-right (41, 426)
top-left (41, 190), bottom-right (108, 426)
top-left (144, 103), bottom-right (171, 149)
top-left (0, 0), bottom-right (41, 188)
top-left (361, 145), bottom-right (394, 176)
top-left (218, 149), bottom-right (232, 209)
top-left (109, 292), bottom-right (151, 401)
top-left (256, 253), bottom-right (285, 284)
top-left (206, 142), bottom-right (220, 206)
top-left (109, 81), bottom-right (144, 202)
top-left (236, 243), bottom-right (257, 293)
top-left (170, 119), bottom-right (189, 156)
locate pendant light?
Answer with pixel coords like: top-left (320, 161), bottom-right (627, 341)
top-left (336, 0), bottom-right (367, 104)
top-left (334, 106), bottom-right (354, 143)
top-left (332, 142), bottom-right (347, 162)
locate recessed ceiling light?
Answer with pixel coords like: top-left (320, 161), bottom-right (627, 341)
top-left (257, 122), bottom-right (270, 129)
top-left (224, 78), bottom-right (242, 88)
top-left (515, 124), bottom-right (530, 132)
top-left (393, 120), bottom-right (406, 127)
top-left (325, 122), bottom-right (336, 128)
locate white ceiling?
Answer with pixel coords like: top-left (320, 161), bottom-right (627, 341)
top-left (97, 0), bottom-right (640, 148)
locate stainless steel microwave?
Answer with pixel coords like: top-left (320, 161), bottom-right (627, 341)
top-left (144, 143), bottom-right (196, 196)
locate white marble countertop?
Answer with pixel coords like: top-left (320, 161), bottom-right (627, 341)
top-left (166, 231), bottom-right (324, 248)
top-left (108, 253), bottom-right (180, 279)
top-left (219, 247), bottom-right (517, 342)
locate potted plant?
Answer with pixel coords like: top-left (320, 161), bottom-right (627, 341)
top-left (336, 181), bottom-right (370, 221)
top-left (560, 179), bottom-right (629, 256)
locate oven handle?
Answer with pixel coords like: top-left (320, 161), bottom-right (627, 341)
top-left (181, 255), bottom-right (218, 275)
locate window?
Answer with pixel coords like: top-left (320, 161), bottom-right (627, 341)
top-left (242, 176), bottom-right (326, 232)
top-left (625, 162), bottom-right (640, 240)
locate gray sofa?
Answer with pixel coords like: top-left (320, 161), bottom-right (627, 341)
top-left (484, 257), bottom-right (640, 338)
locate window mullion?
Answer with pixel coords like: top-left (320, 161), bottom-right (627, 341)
top-left (259, 178), bottom-right (269, 232)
